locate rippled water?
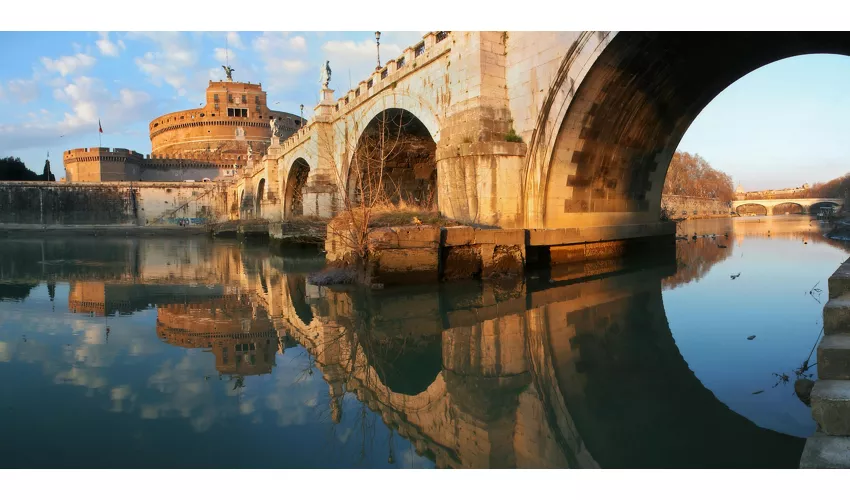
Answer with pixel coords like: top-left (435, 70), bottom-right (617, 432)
top-left (0, 215), bottom-right (846, 468)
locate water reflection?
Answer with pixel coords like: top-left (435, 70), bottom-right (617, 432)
top-left (0, 217), bottom-right (842, 468)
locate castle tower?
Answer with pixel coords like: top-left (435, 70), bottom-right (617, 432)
top-left (148, 73), bottom-right (302, 158)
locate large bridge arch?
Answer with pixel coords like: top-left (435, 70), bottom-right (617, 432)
top-left (531, 32), bottom-right (850, 228)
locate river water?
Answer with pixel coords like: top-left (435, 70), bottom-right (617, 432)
top-left (0, 215), bottom-right (846, 468)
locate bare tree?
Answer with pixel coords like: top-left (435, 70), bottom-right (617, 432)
top-left (319, 110), bottom-right (439, 268)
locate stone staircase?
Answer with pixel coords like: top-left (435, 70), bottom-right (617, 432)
top-left (801, 260), bottom-right (850, 467)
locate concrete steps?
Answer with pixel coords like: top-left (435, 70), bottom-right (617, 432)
top-left (801, 259), bottom-right (850, 468)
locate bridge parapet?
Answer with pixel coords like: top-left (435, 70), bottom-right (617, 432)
top-left (331, 31), bottom-right (452, 120)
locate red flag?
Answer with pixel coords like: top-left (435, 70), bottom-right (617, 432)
top-left (98, 119), bottom-right (103, 134)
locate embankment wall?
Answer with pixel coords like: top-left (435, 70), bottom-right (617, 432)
top-left (0, 182), bottom-right (230, 226)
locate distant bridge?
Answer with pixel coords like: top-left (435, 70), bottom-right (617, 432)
top-left (731, 198), bottom-right (843, 216)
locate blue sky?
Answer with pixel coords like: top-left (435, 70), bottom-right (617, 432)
top-left (1, 32), bottom-right (849, 190)
top-left (0, 31), bottom-right (426, 179)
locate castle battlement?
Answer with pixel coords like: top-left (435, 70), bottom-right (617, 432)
top-left (64, 148), bottom-right (145, 160)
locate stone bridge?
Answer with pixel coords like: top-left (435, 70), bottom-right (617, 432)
top-left (233, 31), bottom-right (850, 250)
top-left (732, 198), bottom-right (843, 216)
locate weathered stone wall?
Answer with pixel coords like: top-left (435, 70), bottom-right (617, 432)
top-left (0, 182), bottom-right (229, 226)
top-left (660, 195), bottom-right (731, 219)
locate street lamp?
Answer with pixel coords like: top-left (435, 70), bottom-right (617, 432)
top-left (375, 31), bottom-right (382, 70)
top-left (299, 104), bottom-right (304, 128)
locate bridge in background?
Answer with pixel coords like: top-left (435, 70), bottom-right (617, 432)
top-left (731, 198), bottom-right (843, 216)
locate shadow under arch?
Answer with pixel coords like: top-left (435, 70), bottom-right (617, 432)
top-left (284, 158), bottom-right (311, 219)
top-left (810, 200), bottom-right (841, 214)
top-left (736, 203), bottom-right (769, 216)
top-left (255, 178), bottom-right (266, 217)
top-left (346, 108), bottom-right (438, 209)
top-left (536, 32), bottom-right (850, 229)
top-left (773, 202), bottom-right (805, 215)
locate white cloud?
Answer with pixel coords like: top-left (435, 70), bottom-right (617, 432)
top-left (96, 32), bottom-right (123, 57)
top-left (0, 76), bottom-right (151, 151)
top-left (130, 32), bottom-right (202, 96)
top-left (251, 32), bottom-right (309, 91)
top-left (7, 79), bottom-right (40, 103)
top-left (40, 53), bottom-right (97, 77)
top-left (214, 47), bottom-right (235, 64)
top-left (289, 36), bottom-right (307, 51)
top-left (226, 32), bottom-right (244, 50)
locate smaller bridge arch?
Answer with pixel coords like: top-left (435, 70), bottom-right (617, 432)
top-left (284, 158), bottom-right (311, 219)
top-left (255, 178), bottom-right (267, 218)
top-left (735, 203), bottom-right (768, 216)
top-left (772, 202), bottom-right (804, 215)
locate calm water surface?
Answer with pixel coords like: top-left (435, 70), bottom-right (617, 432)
top-left (0, 215), bottom-right (846, 468)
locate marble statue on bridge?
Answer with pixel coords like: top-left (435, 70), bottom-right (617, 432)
top-left (320, 60), bottom-right (331, 89)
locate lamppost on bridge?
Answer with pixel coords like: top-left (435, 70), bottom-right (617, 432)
top-left (299, 104), bottom-right (304, 128)
top-left (375, 31), bottom-right (382, 70)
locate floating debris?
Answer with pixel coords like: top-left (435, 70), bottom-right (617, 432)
top-left (747, 335), bottom-right (756, 340)
top-left (752, 390), bottom-right (764, 395)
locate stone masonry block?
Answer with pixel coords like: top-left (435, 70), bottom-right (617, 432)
top-left (824, 294), bottom-right (850, 335)
top-left (819, 334), bottom-right (850, 380)
top-left (443, 226), bottom-right (476, 246)
top-left (829, 262), bottom-right (850, 299)
top-left (800, 434), bottom-right (850, 468)
top-left (812, 380), bottom-right (850, 436)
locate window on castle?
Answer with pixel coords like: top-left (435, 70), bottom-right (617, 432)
top-left (227, 108), bottom-right (248, 117)
top-left (367, 79), bottom-right (373, 89)
top-left (255, 96), bottom-right (260, 105)
top-left (214, 103), bottom-right (219, 110)
top-left (397, 57), bottom-right (405, 69)
top-left (213, 94), bottom-right (219, 102)
top-left (381, 68), bottom-right (388, 79)
top-left (436, 31), bottom-right (448, 42)
top-left (227, 94), bottom-right (233, 103)
top-left (355, 88), bottom-right (360, 97)
top-left (415, 42), bottom-right (425, 57)
top-left (241, 94), bottom-right (247, 104)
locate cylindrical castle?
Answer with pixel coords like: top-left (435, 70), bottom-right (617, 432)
top-left (149, 80), bottom-right (301, 156)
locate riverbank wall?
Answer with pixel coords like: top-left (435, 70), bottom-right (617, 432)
top-left (661, 195), bottom-right (732, 220)
top-left (0, 181), bottom-right (230, 227)
top-left (324, 222), bottom-right (676, 286)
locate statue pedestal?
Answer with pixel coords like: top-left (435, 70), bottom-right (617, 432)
top-left (271, 136), bottom-right (280, 147)
top-left (314, 87), bottom-right (336, 121)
